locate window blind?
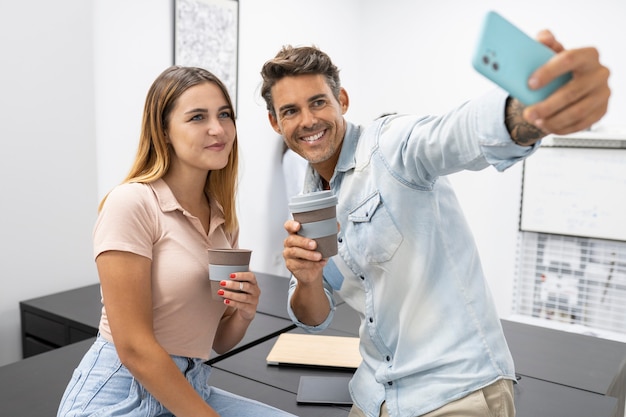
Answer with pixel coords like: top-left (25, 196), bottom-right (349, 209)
top-left (513, 231), bottom-right (626, 338)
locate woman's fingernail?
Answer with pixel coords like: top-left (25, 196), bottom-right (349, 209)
top-left (224, 299), bottom-right (231, 305)
top-left (217, 290), bottom-right (224, 296)
top-left (528, 77), bottom-right (539, 89)
top-left (220, 281), bottom-right (227, 287)
top-left (230, 273), bottom-right (236, 278)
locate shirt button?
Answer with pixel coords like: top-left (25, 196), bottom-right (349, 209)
top-left (338, 236), bottom-right (343, 243)
top-left (387, 381), bottom-right (393, 386)
top-left (368, 317), bottom-right (373, 323)
top-left (386, 355), bottom-right (391, 361)
top-left (359, 275), bottom-right (365, 280)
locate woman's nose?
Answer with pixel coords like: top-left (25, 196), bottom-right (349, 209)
top-left (207, 118), bottom-right (225, 135)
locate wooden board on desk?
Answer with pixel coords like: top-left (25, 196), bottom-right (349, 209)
top-left (266, 333), bottom-right (361, 369)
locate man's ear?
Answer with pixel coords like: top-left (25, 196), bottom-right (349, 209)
top-left (339, 88), bottom-right (350, 114)
top-left (268, 112), bottom-right (282, 134)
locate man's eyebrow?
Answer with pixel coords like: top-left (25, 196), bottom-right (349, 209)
top-left (308, 93), bottom-right (328, 103)
top-left (277, 94), bottom-right (329, 114)
top-left (277, 103), bottom-right (296, 114)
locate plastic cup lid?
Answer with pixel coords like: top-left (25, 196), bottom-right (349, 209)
top-left (288, 190), bottom-right (338, 213)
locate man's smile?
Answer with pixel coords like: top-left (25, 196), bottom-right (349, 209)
top-left (301, 130), bottom-right (325, 143)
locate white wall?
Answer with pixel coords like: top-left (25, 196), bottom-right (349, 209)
top-left (93, 0), bottom-right (174, 199)
top-left (358, 0), bottom-right (626, 316)
top-left (0, 0), bottom-right (99, 366)
top-left (1, 0), bottom-right (624, 366)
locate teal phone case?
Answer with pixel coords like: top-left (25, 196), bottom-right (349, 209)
top-left (472, 11), bottom-right (572, 105)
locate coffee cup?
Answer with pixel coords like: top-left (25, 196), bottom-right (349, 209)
top-left (288, 190), bottom-right (339, 258)
top-left (207, 248), bottom-right (252, 300)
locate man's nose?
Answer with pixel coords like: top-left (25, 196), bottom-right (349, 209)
top-left (300, 108), bottom-right (317, 128)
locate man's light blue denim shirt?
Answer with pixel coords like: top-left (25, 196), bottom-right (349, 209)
top-left (287, 89), bottom-right (539, 416)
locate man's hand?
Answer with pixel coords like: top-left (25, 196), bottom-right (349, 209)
top-left (506, 30), bottom-right (611, 145)
top-left (283, 219), bottom-right (327, 282)
top-left (283, 219), bottom-right (331, 326)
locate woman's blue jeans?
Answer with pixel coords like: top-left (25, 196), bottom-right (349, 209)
top-left (57, 336), bottom-right (296, 417)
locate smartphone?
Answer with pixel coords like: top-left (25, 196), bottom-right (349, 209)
top-left (296, 375), bottom-right (353, 405)
top-left (472, 11), bottom-right (572, 105)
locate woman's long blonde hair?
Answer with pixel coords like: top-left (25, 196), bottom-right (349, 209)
top-left (99, 66), bottom-right (239, 233)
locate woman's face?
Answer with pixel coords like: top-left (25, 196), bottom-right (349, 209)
top-left (166, 82), bottom-right (236, 174)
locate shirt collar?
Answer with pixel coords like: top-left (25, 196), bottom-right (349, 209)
top-left (150, 178), bottom-right (180, 213)
top-left (335, 121), bottom-right (360, 173)
top-left (303, 121), bottom-right (360, 193)
top-left (149, 178), bottom-right (226, 227)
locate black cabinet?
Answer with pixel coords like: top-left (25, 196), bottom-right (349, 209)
top-left (20, 284), bottom-right (101, 358)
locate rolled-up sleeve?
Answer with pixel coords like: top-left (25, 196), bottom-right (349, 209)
top-left (476, 88), bottom-right (541, 171)
top-left (287, 275), bottom-right (337, 332)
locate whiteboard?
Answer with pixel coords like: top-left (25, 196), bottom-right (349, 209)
top-left (520, 147), bottom-right (626, 241)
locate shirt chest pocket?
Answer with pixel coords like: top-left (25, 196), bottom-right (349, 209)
top-left (347, 191), bottom-right (402, 263)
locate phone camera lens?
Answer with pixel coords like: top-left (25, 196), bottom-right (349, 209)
top-left (492, 62), bottom-right (499, 71)
top-left (482, 55), bottom-right (489, 65)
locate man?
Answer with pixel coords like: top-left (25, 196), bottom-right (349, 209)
top-left (260, 32), bottom-right (610, 417)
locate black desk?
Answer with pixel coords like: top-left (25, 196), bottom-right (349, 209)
top-left (208, 313), bottom-right (295, 364)
top-left (514, 374), bottom-right (617, 417)
top-left (502, 319), bottom-right (626, 395)
top-left (0, 334), bottom-right (616, 417)
top-left (211, 368), bottom-right (349, 417)
top-left (12, 276), bottom-right (623, 417)
top-left (328, 302), bottom-right (360, 336)
top-left (255, 271), bottom-right (292, 319)
top-left (0, 337), bottom-right (95, 416)
top-left (212, 327), bottom-right (357, 395)
top-left (213, 321), bottom-right (617, 417)
top-left (0, 337), bottom-right (349, 417)
top-left (20, 284), bottom-right (101, 357)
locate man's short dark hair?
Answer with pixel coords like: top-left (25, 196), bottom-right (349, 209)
top-left (260, 45), bottom-right (342, 117)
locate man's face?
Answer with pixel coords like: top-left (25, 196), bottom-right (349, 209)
top-left (269, 74), bottom-right (348, 175)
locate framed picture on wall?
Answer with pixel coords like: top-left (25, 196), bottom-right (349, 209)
top-left (174, 0), bottom-right (239, 109)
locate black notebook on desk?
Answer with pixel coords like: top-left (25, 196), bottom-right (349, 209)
top-left (296, 375), bottom-right (353, 405)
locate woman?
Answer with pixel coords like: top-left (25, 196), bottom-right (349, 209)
top-left (57, 66), bottom-right (295, 417)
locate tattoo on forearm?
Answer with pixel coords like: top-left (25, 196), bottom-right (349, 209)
top-left (504, 96), bottom-right (545, 146)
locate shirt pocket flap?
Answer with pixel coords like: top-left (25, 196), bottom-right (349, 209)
top-left (348, 191), bottom-right (381, 223)
top-left (346, 191), bottom-right (402, 263)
